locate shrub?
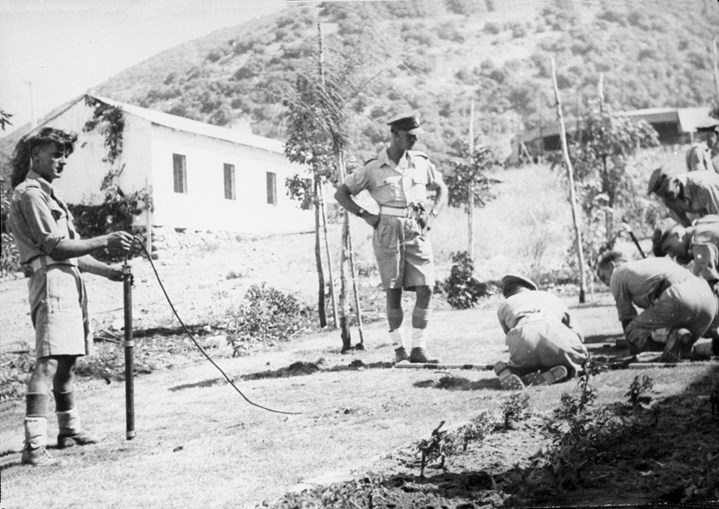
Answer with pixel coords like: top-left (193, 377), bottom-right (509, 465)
top-left (224, 283), bottom-right (314, 356)
top-left (501, 392), bottom-right (530, 429)
top-left (442, 251), bottom-right (491, 310)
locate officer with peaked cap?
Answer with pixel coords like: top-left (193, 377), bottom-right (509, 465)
top-left (334, 113), bottom-right (447, 363)
top-left (492, 274), bottom-right (588, 390)
top-left (648, 167), bottom-right (719, 227)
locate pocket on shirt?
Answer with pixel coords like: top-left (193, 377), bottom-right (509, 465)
top-left (375, 176), bottom-right (401, 202)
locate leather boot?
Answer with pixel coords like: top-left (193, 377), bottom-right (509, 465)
top-left (21, 417), bottom-right (58, 466)
top-left (57, 408), bottom-right (99, 449)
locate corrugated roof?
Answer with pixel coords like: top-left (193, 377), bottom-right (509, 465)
top-left (517, 106), bottom-right (718, 144)
top-left (92, 95), bottom-right (285, 153)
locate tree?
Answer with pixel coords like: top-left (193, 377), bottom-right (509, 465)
top-left (284, 23), bottom-right (384, 350)
top-left (284, 73), bottom-right (338, 330)
top-left (0, 110), bottom-right (13, 131)
top-left (555, 99), bottom-right (659, 265)
top-left (444, 142), bottom-right (501, 257)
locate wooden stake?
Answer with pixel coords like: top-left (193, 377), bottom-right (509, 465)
top-left (467, 99), bottom-right (475, 259)
top-left (713, 37), bottom-right (719, 106)
top-left (551, 58), bottom-right (587, 304)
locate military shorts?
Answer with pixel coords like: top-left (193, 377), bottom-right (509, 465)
top-left (372, 215), bottom-right (434, 290)
top-left (28, 265), bottom-right (91, 358)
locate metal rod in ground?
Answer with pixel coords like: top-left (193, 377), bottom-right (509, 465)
top-left (627, 361), bottom-right (718, 370)
top-left (394, 362), bottom-right (494, 371)
top-left (123, 262), bottom-right (136, 440)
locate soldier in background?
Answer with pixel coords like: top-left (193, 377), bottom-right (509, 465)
top-left (334, 113), bottom-right (447, 364)
top-left (648, 167), bottom-right (719, 227)
top-left (685, 128), bottom-right (717, 172)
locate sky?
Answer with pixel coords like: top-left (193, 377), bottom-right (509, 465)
top-left (0, 0), bottom-right (288, 137)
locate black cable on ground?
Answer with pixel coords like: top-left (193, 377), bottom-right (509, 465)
top-left (131, 236), bottom-right (302, 415)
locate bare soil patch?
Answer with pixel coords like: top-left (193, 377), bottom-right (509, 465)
top-left (1, 232), bottom-right (718, 508)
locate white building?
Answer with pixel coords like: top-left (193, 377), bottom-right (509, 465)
top-left (30, 94), bottom-right (312, 236)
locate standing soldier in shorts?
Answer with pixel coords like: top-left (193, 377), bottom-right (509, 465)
top-left (8, 127), bottom-right (133, 466)
top-left (334, 113), bottom-right (447, 363)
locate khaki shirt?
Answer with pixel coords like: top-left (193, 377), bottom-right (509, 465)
top-left (344, 148), bottom-right (442, 207)
top-left (670, 172), bottom-right (719, 219)
top-left (691, 215), bottom-right (719, 283)
top-left (497, 290), bottom-right (578, 335)
top-left (685, 143), bottom-right (716, 172)
top-left (8, 171), bottom-right (79, 265)
top-left (610, 258), bottom-right (694, 322)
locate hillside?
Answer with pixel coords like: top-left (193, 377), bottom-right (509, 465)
top-left (2, 0), bottom-right (718, 182)
top-left (87, 0), bottom-right (719, 162)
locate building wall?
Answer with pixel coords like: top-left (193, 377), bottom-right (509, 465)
top-left (41, 100), bottom-right (312, 235)
top-left (148, 124), bottom-right (312, 234)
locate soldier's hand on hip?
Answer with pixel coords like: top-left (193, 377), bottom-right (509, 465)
top-left (364, 214), bottom-right (380, 229)
top-left (106, 231), bottom-right (134, 253)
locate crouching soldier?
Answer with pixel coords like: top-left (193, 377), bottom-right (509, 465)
top-left (596, 251), bottom-right (718, 362)
top-left (493, 274), bottom-right (589, 391)
top-left (652, 214), bottom-right (719, 352)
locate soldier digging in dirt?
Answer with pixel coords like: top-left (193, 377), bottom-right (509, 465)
top-left (652, 214), bottom-right (719, 353)
top-left (493, 274), bottom-right (589, 391)
top-left (8, 127), bottom-right (133, 466)
top-left (334, 113), bottom-right (447, 364)
top-left (597, 250), bottom-right (717, 363)
top-left (648, 166), bottom-right (719, 227)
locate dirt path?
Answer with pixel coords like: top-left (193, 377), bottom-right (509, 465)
top-left (1, 281), bottom-right (628, 509)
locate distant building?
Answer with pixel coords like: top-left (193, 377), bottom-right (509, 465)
top-left (511, 106), bottom-right (719, 168)
top-left (11, 94), bottom-right (312, 239)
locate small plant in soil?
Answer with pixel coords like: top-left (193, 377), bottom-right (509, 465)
top-left (625, 374), bottom-right (654, 407)
top-left (501, 392), bottom-right (530, 430)
top-left (417, 420), bottom-right (455, 477)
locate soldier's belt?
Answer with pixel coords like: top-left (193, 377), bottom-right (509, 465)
top-left (379, 205), bottom-right (416, 218)
top-left (27, 256), bottom-right (77, 273)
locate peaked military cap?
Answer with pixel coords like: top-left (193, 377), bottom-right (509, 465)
top-left (387, 113), bottom-right (424, 134)
top-left (501, 273), bottom-right (538, 295)
top-left (647, 167), bottom-right (672, 195)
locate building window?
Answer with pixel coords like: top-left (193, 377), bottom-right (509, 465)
top-left (173, 154), bottom-right (187, 194)
top-left (266, 172), bottom-right (277, 205)
top-left (224, 163), bottom-right (236, 200)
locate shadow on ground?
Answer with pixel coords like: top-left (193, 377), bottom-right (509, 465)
top-left (266, 364), bottom-right (719, 507)
top-left (169, 359), bottom-right (395, 392)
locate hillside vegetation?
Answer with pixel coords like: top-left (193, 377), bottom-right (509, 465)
top-left (90, 0), bottom-right (719, 161)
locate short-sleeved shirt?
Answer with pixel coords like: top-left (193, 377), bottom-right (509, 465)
top-left (344, 147), bottom-right (442, 207)
top-left (673, 171), bottom-right (719, 217)
top-left (610, 257), bottom-right (695, 322)
top-left (497, 290), bottom-right (578, 334)
top-left (685, 143), bottom-right (715, 172)
top-left (8, 171), bottom-right (79, 265)
top-left (690, 215), bottom-right (719, 283)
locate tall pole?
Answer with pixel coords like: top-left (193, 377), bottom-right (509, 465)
top-left (552, 58), bottom-right (586, 304)
top-left (318, 22), bottom-right (357, 350)
top-left (28, 81), bottom-right (37, 128)
top-left (713, 37), bottom-right (719, 106)
top-left (122, 260), bottom-right (135, 440)
top-left (467, 99), bottom-right (475, 259)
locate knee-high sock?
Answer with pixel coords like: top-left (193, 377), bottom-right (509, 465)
top-left (411, 307), bottom-right (430, 349)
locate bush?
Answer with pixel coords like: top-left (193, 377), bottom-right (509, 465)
top-left (224, 284), bottom-right (314, 356)
top-left (442, 251), bottom-right (491, 310)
